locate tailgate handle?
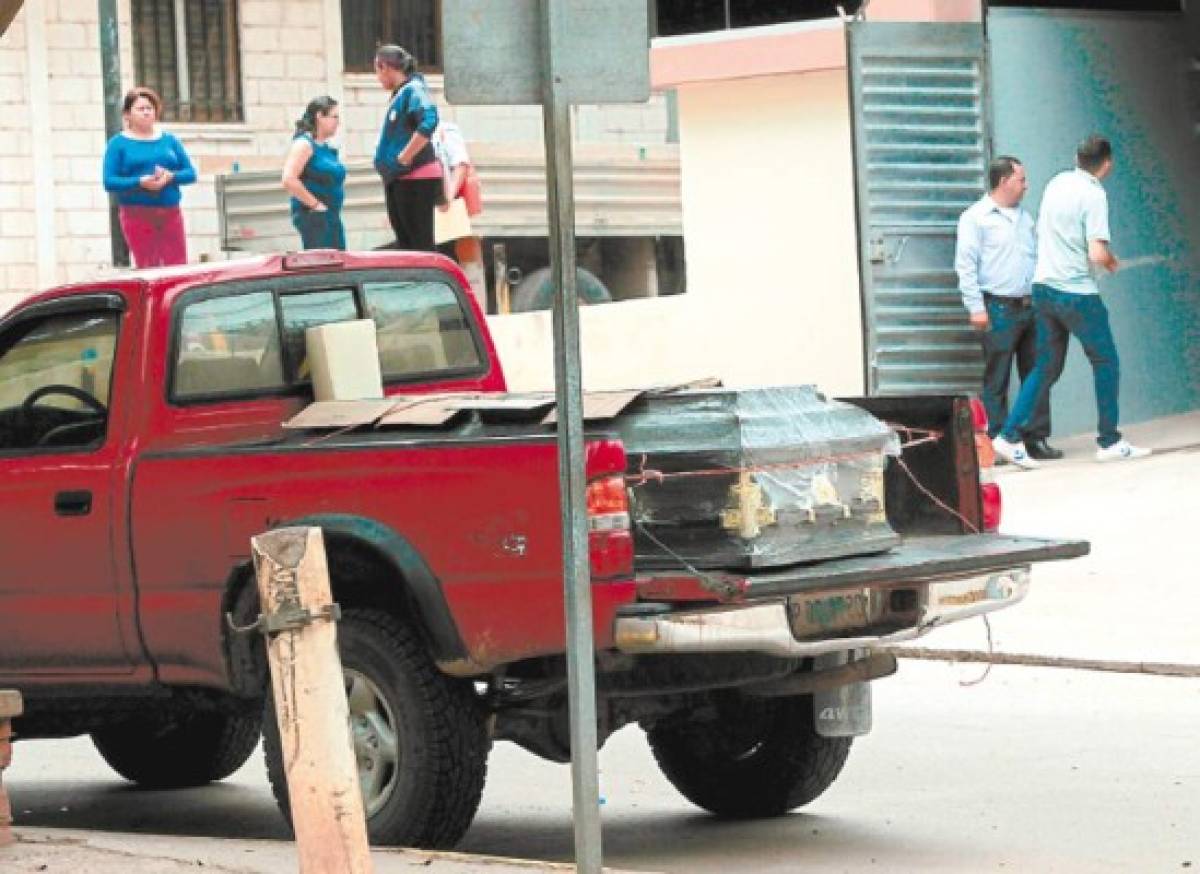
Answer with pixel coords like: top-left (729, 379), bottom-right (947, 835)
top-left (55, 490), bottom-right (92, 517)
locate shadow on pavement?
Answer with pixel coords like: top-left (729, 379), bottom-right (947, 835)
top-left (5, 778), bottom-right (291, 841)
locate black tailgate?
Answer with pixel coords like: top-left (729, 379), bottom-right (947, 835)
top-left (737, 534), bottom-right (1089, 597)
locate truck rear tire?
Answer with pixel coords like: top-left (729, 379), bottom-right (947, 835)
top-left (92, 710), bottom-right (262, 789)
top-left (646, 692), bottom-right (851, 818)
top-left (262, 608), bottom-right (490, 849)
top-left (510, 266), bottom-right (612, 312)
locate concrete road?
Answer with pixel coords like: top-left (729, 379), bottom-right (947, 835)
top-left (8, 662), bottom-right (1198, 873)
top-left (6, 416), bottom-right (1199, 872)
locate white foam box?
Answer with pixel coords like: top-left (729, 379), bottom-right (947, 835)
top-left (305, 320), bottom-right (384, 401)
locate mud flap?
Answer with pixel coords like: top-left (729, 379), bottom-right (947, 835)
top-left (812, 651), bottom-right (873, 738)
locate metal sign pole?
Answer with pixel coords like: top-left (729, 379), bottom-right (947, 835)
top-left (539, 1), bottom-right (603, 871)
top-left (98, 0), bottom-right (129, 267)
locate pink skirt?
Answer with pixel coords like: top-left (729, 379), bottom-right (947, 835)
top-left (119, 205), bottom-right (187, 268)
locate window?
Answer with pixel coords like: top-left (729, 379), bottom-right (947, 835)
top-left (132, 0), bottom-right (243, 122)
top-left (279, 290), bottom-right (359, 383)
top-left (0, 312), bottom-right (119, 452)
top-left (175, 292), bottom-right (284, 399)
top-left (654, 0), bottom-right (864, 37)
top-left (171, 274), bottom-right (483, 402)
top-left (342, 0), bottom-right (441, 73)
top-left (364, 280), bottom-right (481, 377)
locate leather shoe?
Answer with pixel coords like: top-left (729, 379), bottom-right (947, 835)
top-left (1025, 438), bottom-right (1063, 460)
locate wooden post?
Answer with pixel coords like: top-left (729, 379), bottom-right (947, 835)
top-left (0, 690), bottom-right (22, 849)
top-left (251, 527), bottom-right (373, 874)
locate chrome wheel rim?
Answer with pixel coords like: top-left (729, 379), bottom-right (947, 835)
top-left (345, 668), bottom-right (400, 818)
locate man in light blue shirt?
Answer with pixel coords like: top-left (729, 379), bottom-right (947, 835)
top-left (955, 156), bottom-right (1059, 459)
top-left (994, 135), bottom-right (1150, 468)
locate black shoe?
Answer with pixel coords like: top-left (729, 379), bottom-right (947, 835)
top-left (1025, 438), bottom-right (1064, 460)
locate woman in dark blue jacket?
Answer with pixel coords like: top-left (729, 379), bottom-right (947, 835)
top-left (281, 96), bottom-right (347, 250)
top-left (372, 44), bottom-right (443, 252)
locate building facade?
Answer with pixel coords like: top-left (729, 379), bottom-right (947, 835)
top-left (0, 0), bottom-right (672, 313)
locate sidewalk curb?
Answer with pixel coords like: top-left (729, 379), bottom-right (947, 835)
top-left (4, 828), bottom-right (658, 874)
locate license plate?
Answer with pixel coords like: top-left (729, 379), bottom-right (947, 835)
top-left (788, 589), bottom-right (880, 638)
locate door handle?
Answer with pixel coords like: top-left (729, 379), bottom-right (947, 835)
top-left (55, 490), bottom-right (92, 517)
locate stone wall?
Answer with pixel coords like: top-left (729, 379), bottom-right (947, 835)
top-left (0, 10), bottom-right (37, 315)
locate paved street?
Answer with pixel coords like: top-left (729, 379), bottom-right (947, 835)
top-left (5, 416), bottom-right (1199, 873)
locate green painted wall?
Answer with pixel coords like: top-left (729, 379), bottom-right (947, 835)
top-left (989, 9), bottom-right (1200, 438)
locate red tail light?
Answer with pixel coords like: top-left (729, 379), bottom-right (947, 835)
top-left (586, 474), bottom-right (634, 580)
top-left (969, 396), bottom-right (989, 432)
top-left (981, 482), bottom-right (1002, 533)
top-left (969, 398), bottom-right (1001, 533)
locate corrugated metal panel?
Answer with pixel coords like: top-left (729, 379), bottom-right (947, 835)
top-left (849, 22), bottom-right (988, 396)
top-left (216, 143), bottom-right (682, 253)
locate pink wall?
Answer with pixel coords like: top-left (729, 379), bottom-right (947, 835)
top-left (650, 0), bottom-right (983, 89)
top-left (651, 23), bottom-right (847, 89)
top-left (866, 0), bottom-right (982, 22)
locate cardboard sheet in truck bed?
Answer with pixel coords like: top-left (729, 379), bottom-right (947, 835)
top-left (282, 391), bottom-right (644, 430)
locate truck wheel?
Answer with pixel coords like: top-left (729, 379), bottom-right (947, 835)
top-left (262, 609), bottom-right (490, 849)
top-left (92, 710), bottom-right (262, 789)
top-left (646, 692), bottom-right (851, 818)
top-left (510, 266), bottom-right (612, 313)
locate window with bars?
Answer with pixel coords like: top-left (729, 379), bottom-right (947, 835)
top-left (131, 0), bottom-right (243, 123)
top-left (341, 0), bottom-right (442, 74)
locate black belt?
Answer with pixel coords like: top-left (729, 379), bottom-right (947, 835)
top-left (984, 293), bottom-right (1032, 309)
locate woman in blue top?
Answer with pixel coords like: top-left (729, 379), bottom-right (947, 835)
top-left (281, 96), bottom-right (347, 250)
top-left (372, 45), bottom-right (442, 252)
top-left (102, 87), bottom-right (197, 267)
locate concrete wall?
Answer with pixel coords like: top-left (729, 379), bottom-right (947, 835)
top-left (0, 0), bottom-right (670, 314)
top-left (490, 68), bottom-right (865, 396)
top-left (990, 9), bottom-right (1200, 433)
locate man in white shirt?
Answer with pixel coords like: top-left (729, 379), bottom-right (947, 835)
top-left (955, 156), bottom-right (1059, 460)
top-left (993, 135), bottom-right (1150, 468)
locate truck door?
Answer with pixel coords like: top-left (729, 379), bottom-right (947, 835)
top-left (0, 295), bottom-right (137, 676)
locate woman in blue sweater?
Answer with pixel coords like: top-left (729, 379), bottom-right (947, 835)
top-left (101, 87), bottom-right (197, 267)
top-left (281, 96), bottom-right (347, 250)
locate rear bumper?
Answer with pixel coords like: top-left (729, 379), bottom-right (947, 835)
top-left (614, 566), bottom-right (1030, 658)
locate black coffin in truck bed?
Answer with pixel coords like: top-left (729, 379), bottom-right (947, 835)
top-left (617, 386), bottom-right (901, 571)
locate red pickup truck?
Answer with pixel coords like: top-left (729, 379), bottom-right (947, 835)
top-left (0, 251), bottom-right (1086, 849)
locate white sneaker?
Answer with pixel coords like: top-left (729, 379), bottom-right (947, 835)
top-left (1095, 440), bottom-right (1152, 462)
top-left (992, 436), bottom-right (1040, 470)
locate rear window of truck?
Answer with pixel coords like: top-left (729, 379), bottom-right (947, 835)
top-left (171, 272), bottom-right (484, 402)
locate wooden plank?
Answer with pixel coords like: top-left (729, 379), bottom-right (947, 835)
top-left (252, 527), bottom-right (373, 874)
top-left (890, 647), bottom-right (1200, 679)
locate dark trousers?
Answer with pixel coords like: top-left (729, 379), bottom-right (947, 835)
top-left (981, 295), bottom-right (1051, 440)
top-left (1001, 283), bottom-right (1122, 449)
top-left (292, 207), bottom-right (346, 250)
top-left (384, 178), bottom-right (442, 252)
